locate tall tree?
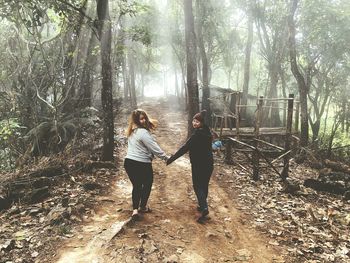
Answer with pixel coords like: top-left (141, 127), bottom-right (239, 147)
top-left (308, 65), bottom-right (331, 142)
top-left (298, 0), bottom-right (350, 143)
top-left (97, 0), bottom-right (114, 161)
top-left (287, 0), bottom-right (308, 146)
top-left (241, 2), bottom-right (253, 118)
top-left (128, 50), bottom-right (137, 108)
top-left (195, 0), bottom-right (211, 125)
top-left (77, 28), bottom-right (98, 108)
top-left (184, 0), bottom-right (199, 136)
top-left (255, 1), bottom-right (288, 126)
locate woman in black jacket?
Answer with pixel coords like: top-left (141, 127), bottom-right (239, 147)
top-left (167, 110), bottom-right (213, 221)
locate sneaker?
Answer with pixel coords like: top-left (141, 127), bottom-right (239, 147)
top-left (139, 207), bottom-right (152, 213)
top-left (197, 215), bottom-right (209, 224)
top-left (201, 209), bottom-right (209, 217)
top-left (131, 209), bottom-right (139, 220)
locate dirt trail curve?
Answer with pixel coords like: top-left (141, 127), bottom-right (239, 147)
top-left (55, 99), bottom-right (284, 263)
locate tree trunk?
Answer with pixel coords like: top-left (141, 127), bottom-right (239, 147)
top-left (62, 0), bottom-right (88, 113)
top-left (174, 67), bottom-right (179, 98)
top-left (227, 70), bottom-right (231, 90)
top-left (279, 66), bottom-right (287, 126)
top-left (341, 98), bottom-right (346, 132)
top-left (163, 70), bottom-right (167, 97)
top-left (241, 12), bottom-right (253, 118)
top-left (327, 115), bottom-right (341, 158)
top-left (267, 64), bottom-right (281, 127)
top-left (140, 70), bottom-right (145, 99)
top-left (308, 72), bottom-right (331, 142)
top-left (171, 44), bottom-right (186, 102)
top-left (18, 77), bottom-right (35, 130)
top-left (287, 0), bottom-right (308, 146)
top-left (256, 4), bottom-right (286, 128)
top-left (97, 0), bottom-right (114, 161)
top-left (184, 0), bottom-right (199, 136)
top-left (114, 18), bottom-right (126, 99)
top-left (114, 18), bottom-right (128, 101)
top-left (128, 52), bottom-right (137, 108)
top-left (77, 31), bottom-right (98, 108)
top-left (122, 52), bottom-right (129, 100)
top-left (310, 119), bottom-right (320, 143)
top-left (322, 96), bottom-right (332, 137)
top-left (308, 100), bottom-right (324, 143)
top-left (346, 102), bottom-right (350, 134)
top-left (196, 0), bottom-right (211, 125)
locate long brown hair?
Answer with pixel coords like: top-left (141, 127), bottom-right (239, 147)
top-left (126, 109), bottom-right (158, 137)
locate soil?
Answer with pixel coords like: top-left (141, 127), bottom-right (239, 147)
top-left (2, 97), bottom-right (343, 262)
top-left (54, 99), bottom-right (284, 263)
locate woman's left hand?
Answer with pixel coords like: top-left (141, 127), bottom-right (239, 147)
top-left (166, 155), bottom-right (175, 165)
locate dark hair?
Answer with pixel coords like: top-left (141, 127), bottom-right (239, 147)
top-left (193, 110), bottom-right (207, 123)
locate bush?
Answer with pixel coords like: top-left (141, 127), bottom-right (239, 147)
top-left (0, 118), bottom-right (26, 170)
top-left (318, 131), bottom-right (350, 163)
top-left (24, 107), bottom-right (100, 156)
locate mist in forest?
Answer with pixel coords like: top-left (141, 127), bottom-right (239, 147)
top-left (1, 2), bottom-right (350, 263)
top-left (0, 0), bottom-right (349, 164)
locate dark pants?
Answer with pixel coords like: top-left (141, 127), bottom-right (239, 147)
top-left (191, 162), bottom-right (213, 211)
top-left (124, 158), bottom-right (153, 210)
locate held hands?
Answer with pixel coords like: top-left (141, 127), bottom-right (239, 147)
top-left (164, 155), bottom-right (171, 164)
top-left (163, 154), bottom-right (175, 165)
top-left (166, 155), bottom-right (175, 166)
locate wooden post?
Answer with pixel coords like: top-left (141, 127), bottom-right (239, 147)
top-left (225, 138), bottom-right (233, 164)
top-left (219, 116), bottom-right (224, 138)
top-left (235, 92), bottom-right (241, 140)
top-left (229, 92), bottom-right (236, 114)
top-left (347, 102), bottom-right (350, 133)
top-left (228, 116), bottom-right (233, 130)
top-left (294, 101), bottom-right (300, 133)
top-left (212, 113), bottom-right (215, 130)
top-left (282, 94), bottom-right (294, 179)
top-left (253, 96), bottom-right (263, 181)
top-left (283, 101), bottom-right (287, 127)
top-left (213, 114), bottom-right (218, 130)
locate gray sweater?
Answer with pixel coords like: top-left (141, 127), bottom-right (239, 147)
top-left (125, 128), bottom-right (167, 163)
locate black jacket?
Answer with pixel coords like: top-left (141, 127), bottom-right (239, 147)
top-left (168, 125), bottom-right (213, 165)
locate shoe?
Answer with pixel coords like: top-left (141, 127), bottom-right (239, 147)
top-left (197, 216), bottom-right (209, 224)
top-left (201, 209), bottom-right (209, 217)
top-left (131, 209), bottom-right (139, 220)
top-left (139, 207), bottom-right (152, 213)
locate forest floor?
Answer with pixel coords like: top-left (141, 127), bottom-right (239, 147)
top-left (54, 98), bottom-right (283, 263)
top-left (1, 97), bottom-right (349, 263)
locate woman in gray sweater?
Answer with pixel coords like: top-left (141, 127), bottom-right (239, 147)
top-left (124, 109), bottom-right (169, 219)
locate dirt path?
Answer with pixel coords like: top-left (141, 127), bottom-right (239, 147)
top-left (55, 99), bottom-right (284, 263)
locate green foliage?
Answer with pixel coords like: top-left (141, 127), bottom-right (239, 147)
top-left (0, 118), bottom-right (24, 142)
top-left (0, 118), bottom-right (25, 170)
top-left (118, 1), bottom-right (149, 17)
top-left (299, 0), bottom-right (350, 67)
top-left (128, 26), bottom-right (151, 46)
top-left (332, 132), bottom-right (350, 148)
top-left (0, 0), bottom-right (85, 29)
top-left (318, 130), bottom-right (350, 161)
